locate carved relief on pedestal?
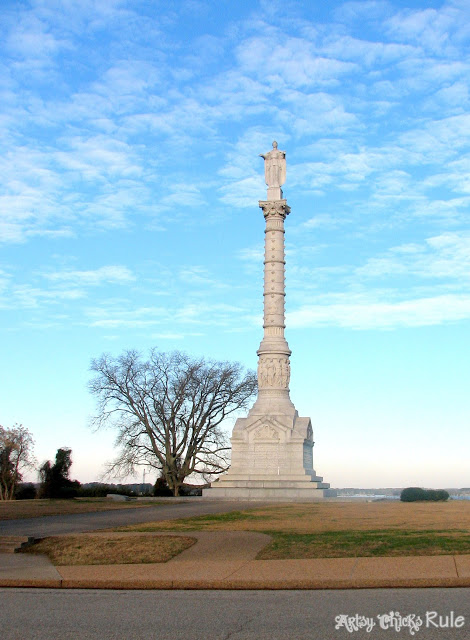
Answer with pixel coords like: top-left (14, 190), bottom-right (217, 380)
top-left (307, 423), bottom-right (313, 441)
top-left (258, 356), bottom-right (290, 389)
top-left (254, 424), bottom-right (280, 440)
top-left (303, 444), bottom-right (313, 469)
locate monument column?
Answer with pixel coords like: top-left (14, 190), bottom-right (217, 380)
top-left (253, 198), bottom-right (295, 416)
top-left (203, 141), bottom-right (329, 500)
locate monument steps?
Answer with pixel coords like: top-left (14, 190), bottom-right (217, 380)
top-left (206, 486), bottom-right (329, 500)
top-left (212, 479), bottom-right (329, 489)
top-left (224, 473), bottom-right (325, 483)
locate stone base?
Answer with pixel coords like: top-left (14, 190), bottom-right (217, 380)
top-left (203, 474), bottom-right (330, 501)
top-left (202, 485), bottom-right (328, 501)
top-left (203, 401), bottom-right (330, 502)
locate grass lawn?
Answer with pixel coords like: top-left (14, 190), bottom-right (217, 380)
top-left (23, 534), bottom-right (195, 565)
top-left (0, 498), bottom-right (163, 520)
top-left (258, 529), bottom-right (470, 559)
top-left (115, 501), bottom-right (470, 559)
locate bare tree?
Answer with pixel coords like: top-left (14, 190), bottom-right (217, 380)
top-left (0, 424), bottom-right (35, 500)
top-left (89, 349), bottom-right (257, 496)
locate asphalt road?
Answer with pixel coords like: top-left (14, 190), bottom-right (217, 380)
top-left (0, 500), bottom-right (272, 537)
top-left (2, 588), bottom-right (470, 640)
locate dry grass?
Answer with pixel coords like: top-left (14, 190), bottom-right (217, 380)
top-left (23, 533), bottom-right (195, 565)
top-left (0, 498), bottom-right (163, 521)
top-left (116, 501), bottom-right (470, 559)
top-left (117, 501), bottom-right (470, 534)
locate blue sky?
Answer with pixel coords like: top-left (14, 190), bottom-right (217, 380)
top-left (1, 0), bottom-right (469, 488)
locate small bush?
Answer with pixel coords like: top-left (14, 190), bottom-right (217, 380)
top-left (428, 489), bottom-right (450, 501)
top-left (153, 475), bottom-right (172, 497)
top-left (77, 484), bottom-right (136, 498)
top-left (401, 487), bottom-right (427, 502)
top-left (401, 487), bottom-right (449, 502)
top-left (179, 484), bottom-right (203, 496)
top-left (14, 483), bottom-right (37, 500)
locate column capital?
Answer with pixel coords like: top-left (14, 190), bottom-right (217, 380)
top-left (259, 199), bottom-right (291, 219)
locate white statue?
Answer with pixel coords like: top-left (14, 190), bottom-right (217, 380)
top-left (260, 141), bottom-right (286, 188)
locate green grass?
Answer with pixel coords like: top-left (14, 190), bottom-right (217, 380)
top-left (183, 510), bottom-right (272, 524)
top-left (115, 509), bottom-right (272, 531)
top-left (257, 529), bottom-right (470, 559)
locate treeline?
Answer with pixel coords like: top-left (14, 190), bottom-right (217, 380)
top-left (12, 479), bottom-right (204, 500)
top-left (12, 482), bottom-right (142, 500)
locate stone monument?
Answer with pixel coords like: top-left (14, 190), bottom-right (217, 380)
top-left (203, 142), bottom-right (329, 500)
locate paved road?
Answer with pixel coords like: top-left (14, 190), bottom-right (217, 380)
top-left (2, 588), bottom-right (470, 639)
top-left (0, 500), bottom-right (271, 537)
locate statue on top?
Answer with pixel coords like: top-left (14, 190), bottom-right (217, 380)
top-left (260, 141), bottom-right (286, 189)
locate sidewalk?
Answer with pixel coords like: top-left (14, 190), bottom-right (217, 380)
top-left (1, 531), bottom-right (470, 590)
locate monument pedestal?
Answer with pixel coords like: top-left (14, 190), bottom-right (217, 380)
top-left (203, 399), bottom-right (329, 500)
top-left (203, 142), bottom-right (329, 501)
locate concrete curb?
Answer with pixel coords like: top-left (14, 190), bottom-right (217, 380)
top-left (2, 531), bottom-right (470, 591)
top-left (2, 576), bottom-right (470, 590)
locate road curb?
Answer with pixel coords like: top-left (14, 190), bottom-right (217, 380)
top-left (2, 576), bottom-right (470, 590)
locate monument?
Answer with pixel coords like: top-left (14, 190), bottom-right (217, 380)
top-left (203, 142), bottom-right (329, 499)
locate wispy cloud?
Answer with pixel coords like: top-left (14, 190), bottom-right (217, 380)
top-left (10, 284), bottom-right (85, 309)
top-left (238, 246), bottom-right (264, 262)
top-left (1, 265), bottom-right (136, 311)
top-left (357, 232), bottom-right (470, 280)
top-left (85, 301), bottom-right (246, 330)
top-left (41, 265), bottom-right (136, 286)
top-left (300, 214), bottom-right (348, 230)
top-left (289, 292), bottom-right (470, 330)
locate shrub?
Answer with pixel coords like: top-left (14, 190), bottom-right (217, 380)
top-left (14, 482), bottom-right (37, 500)
top-left (179, 484), bottom-right (203, 496)
top-left (429, 489), bottom-right (450, 501)
top-left (77, 483), bottom-right (136, 498)
top-left (401, 487), bottom-right (426, 502)
top-left (153, 475), bottom-right (172, 497)
top-left (400, 487), bottom-right (449, 502)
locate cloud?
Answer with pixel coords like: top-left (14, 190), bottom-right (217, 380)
top-left (0, 269), bottom-right (11, 294)
top-left (385, 6), bottom-right (462, 54)
top-left (0, 265), bottom-right (136, 312)
top-left (236, 34), bottom-right (358, 88)
top-left (41, 265), bottom-right (136, 286)
top-left (85, 305), bottom-right (169, 329)
top-left (4, 10), bottom-right (71, 66)
top-left (357, 232), bottom-right (470, 280)
top-left (179, 266), bottom-right (229, 289)
top-left (219, 175), bottom-right (264, 209)
top-left (238, 246), bottom-right (264, 262)
top-left (160, 184), bottom-right (206, 208)
top-left (333, 1), bottom-right (392, 24)
top-left (10, 284), bottom-right (85, 309)
top-left (288, 292), bottom-right (470, 330)
top-left (285, 229), bottom-right (470, 330)
top-left (85, 301), bottom-right (245, 329)
top-left (300, 214), bottom-right (344, 230)
top-left (320, 35), bottom-right (417, 67)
